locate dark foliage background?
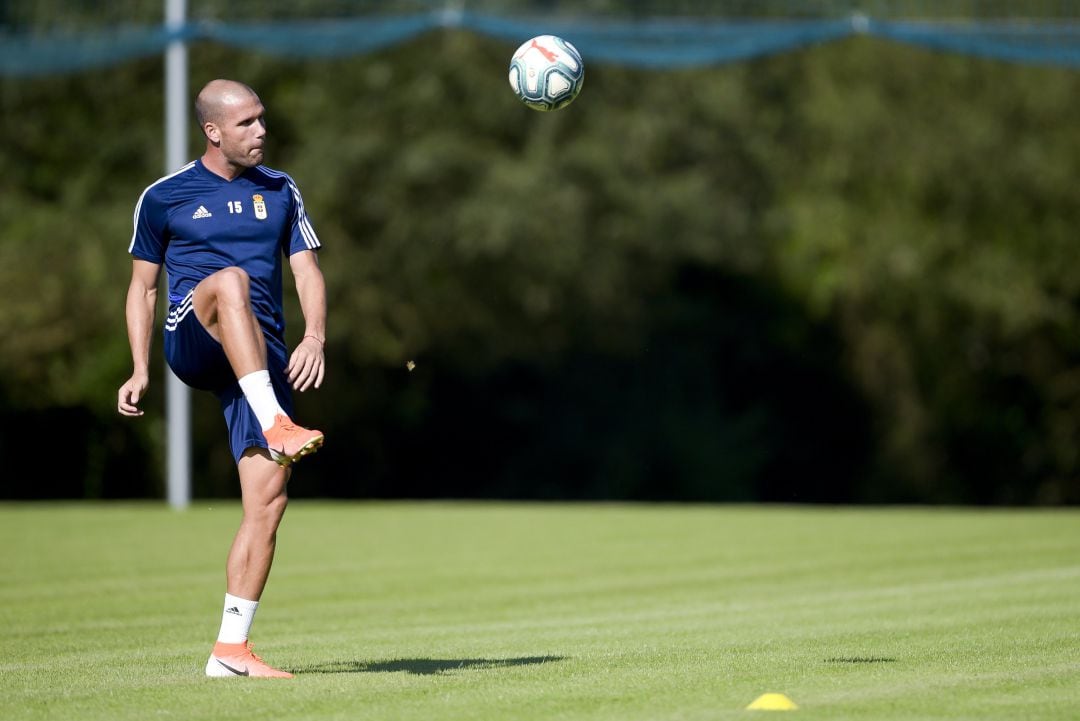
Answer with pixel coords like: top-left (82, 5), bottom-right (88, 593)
top-left (2, 28), bottom-right (1078, 504)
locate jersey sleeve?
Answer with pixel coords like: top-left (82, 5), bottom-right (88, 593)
top-left (128, 185), bottom-right (169, 263)
top-left (285, 176), bottom-right (322, 256)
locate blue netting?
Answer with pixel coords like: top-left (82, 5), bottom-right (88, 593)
top-left (198, 14), bottom-right (436, 57)
top-left (0, 25), bottom-right (183, 76)
top-left (2, 11), bottom-right (1080, 76)
top-left (463, 14), bottom-right (857, 68)
top-left (869, 18), bottom-right (1080, 67)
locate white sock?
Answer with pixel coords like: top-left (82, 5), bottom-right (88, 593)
top-left (216, 593), bottom-right (260, 644)
top-left (237, 370), bottom-right (286, 431)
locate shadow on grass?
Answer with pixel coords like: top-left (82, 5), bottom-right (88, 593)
top-left (824, 657), bottom-right (897, 663)
top-left (292, 656), bottom-right (566, 675)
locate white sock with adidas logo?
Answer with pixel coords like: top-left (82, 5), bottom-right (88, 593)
top-left (237, 370), bottom-right (287, 431)
top-left (216, 593), bottom-right (260, 644)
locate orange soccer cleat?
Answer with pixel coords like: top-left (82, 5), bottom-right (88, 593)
top-left (263, 414), bottom-right (324, 467)
top-left (205, 641), bottom-right (294, 678)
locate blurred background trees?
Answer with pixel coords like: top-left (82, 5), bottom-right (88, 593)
top-left (1, 18), bottom-right (1078, 503)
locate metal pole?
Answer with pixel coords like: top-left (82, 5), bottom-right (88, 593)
top-left (165, 0), bottom-right (191, 509)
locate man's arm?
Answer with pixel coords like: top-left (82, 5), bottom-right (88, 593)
top-left (117, 259), bottom-right (161, 416)
top-left (287, 249), bottom-right (327, 392)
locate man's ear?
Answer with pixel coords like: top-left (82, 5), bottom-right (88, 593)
top-left (204, 122), bottom-right (221, 144)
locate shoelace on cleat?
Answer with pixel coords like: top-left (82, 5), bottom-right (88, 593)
top-left (246, 643), bottom-right (267, 664)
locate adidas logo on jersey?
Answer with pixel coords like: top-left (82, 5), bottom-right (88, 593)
top-left (192, 205), bottom-right (213, 219)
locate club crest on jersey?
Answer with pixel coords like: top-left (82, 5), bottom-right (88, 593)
top-left (252, 194), bottom-right (268, 220)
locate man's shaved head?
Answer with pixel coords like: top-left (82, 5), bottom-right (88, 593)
top-left (195, 79), bottom-right (267, 178)
top-left (195, 79), bottom-right (260, 131)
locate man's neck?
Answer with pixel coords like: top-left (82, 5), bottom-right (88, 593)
top-left (201, 151), bottom-right (245, 181)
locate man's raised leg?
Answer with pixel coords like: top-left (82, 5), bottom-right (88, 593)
top-left (193, 267), bottom-right (323, 466)
top-left (193, 266), bottom-right (267, 377)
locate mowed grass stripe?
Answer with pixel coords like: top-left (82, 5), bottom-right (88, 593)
top-left (0, 502), bottom-right (1077, 721)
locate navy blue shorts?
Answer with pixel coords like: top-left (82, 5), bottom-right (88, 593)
top-left (163, 290), bottom-right (294, 464)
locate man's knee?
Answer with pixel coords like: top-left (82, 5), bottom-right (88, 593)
top-left (267, 491), bottom-right (288, 519)
top-left (244, 491), bottom-right (288, 533)
top-left (196, 266), bottom-right (252, 309)
top-left (215, 266), bottom-right (252, 303)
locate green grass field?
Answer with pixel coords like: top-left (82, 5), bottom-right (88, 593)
top-left (1, 502), bottom-right (1078, 720)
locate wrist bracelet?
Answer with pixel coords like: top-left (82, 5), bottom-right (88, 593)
top-left (303, 334), bottom-right (325, 345)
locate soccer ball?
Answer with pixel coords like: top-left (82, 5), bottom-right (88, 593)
top-left (508, 35), bottom-right (584, 111)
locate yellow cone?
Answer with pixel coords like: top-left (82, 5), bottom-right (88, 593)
top-left (746, 693), bottom-right (798, 711)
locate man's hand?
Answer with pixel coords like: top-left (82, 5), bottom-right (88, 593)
top-left (288, 336), bottom-right (325, 392)
top-left (118, 372), bottom-right (150, 416)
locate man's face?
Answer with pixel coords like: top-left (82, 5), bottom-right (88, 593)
top-left (215, 94), bottom-right (266, 169)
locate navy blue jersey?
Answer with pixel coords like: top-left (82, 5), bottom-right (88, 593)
top-left (129, 159), bottom-right (320, 340)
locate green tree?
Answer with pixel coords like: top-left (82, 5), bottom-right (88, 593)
top-left (2, 31), bottom-right (1078, 503)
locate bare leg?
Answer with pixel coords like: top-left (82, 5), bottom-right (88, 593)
top-left (226, 448), bottom-right (290, 600)
top-left (193, 266), bottom-right (266, 378)
top-left (208, 454), bottom-right (295, 679)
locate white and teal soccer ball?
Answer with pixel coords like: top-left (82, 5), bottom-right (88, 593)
top-left (508, 35), bottom-right (584, 111)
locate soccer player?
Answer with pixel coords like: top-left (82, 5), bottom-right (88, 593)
top-left (117, 79), bottom-right (327, 678)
